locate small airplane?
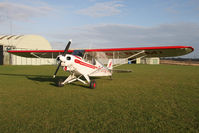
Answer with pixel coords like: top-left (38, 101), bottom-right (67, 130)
top-left (8, 40), bottom-right (194, 88)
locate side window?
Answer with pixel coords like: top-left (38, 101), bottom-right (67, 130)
top-left (66, 56), bottom-right (71, 60)
top-left (92, 58), bottom-right (96, 65)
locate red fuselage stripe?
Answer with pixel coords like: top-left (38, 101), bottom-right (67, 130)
top-left (74, 55), bottom-right (82, 59)
top-left (74, 59), bottom-right (97, 69)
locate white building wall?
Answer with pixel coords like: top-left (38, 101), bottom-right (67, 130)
top-left (139, 57), bottom-right (160, 64)
top-left (11, 54), bottom-right (56, 65)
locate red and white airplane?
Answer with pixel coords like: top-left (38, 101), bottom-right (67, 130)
top-left (8, 40), bottom-right (194, 88)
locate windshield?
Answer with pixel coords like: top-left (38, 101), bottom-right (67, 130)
top-left (72, 50), bottom-right (85, 57)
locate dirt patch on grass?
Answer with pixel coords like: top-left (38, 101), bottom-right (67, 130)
top-left (160, 60), bottom-right (199, 66)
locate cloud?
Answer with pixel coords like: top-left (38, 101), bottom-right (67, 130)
top-left (76, 1), bottom-right (124, 17)
top-left (164, 0), bottom-right (199, 16)
top-left (49, 23), bottom-right (199, 58)
top-left (0, 2), bottom-right (53, 22)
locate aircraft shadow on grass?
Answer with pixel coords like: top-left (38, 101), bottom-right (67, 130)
top-left (0, 73), bottom-right (56, 86)
top-left (0, 73), bottom-right (100, 88)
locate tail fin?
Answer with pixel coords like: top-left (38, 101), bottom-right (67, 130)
top-left (107, 59), bottom-right (113, 70)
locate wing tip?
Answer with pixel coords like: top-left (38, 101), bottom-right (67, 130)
top-left (190, 46), bottom-right (194, 52)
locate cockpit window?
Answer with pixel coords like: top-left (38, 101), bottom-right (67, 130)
top-left (72, 50), bottom-right (85, 57)
top-left (66, 56), bottom-right (71, 60)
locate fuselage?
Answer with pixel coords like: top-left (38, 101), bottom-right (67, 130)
top-left (57, 54), bottom-right (112, 77)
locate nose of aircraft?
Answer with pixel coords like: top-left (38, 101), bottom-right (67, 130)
top-left (57, 55), bottom-right (67, 62)
top-left (59, 56), bottom-right (66, 62)
top-left (53, 40), bottom-right (71, 78)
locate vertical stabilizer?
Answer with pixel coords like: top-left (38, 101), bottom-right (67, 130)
top-left (107, 59), bottom-right (113, 70)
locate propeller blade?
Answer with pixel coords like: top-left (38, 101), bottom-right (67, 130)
top-left (53, 62), bottom-right (61, 78)
top-left (53, 40), bottom-right (72, 78)
top-left (63, 40), bottom-right (71, 55)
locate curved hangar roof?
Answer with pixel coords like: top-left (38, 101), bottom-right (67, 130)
top-left (0, 35), bottom-right (52, 50)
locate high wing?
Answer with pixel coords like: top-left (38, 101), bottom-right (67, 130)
top-left (7, 50), bottom-right (74, 58)
top-left (7, 46), bottom-right (194, 59)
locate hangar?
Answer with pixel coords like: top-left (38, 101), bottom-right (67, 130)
top-left (0, 35), bottom-right (55, 65)
top-left (0, 34), bottom-right (160, 65)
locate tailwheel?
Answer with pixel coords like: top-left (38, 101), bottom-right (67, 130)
top-left (57, 79), bottom-right (64, 87)
top-left (90, 80), bottom-right (96, 89)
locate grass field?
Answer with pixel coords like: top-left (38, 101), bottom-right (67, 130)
top-left (0, 64), bottom-right (199, 133)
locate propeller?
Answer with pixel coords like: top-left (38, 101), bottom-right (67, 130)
top-left (53, 40), bottom-right (72, 78)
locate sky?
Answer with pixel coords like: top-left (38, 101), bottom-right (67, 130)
top-left (0, 0), bottom-right (199, 58)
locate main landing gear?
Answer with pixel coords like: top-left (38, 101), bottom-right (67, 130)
top-left (90, 80), bottom-right (96, 89)
top-left (57, 78), bottom-right (97, 89)
top-left (57, 79), bottom-right (64, 87)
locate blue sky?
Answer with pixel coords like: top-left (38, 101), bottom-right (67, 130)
top-left (0, 0), bottom-right (199, 57)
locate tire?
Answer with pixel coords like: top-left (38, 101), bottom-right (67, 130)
top-left (57, 79), bottom-right (64, 87)
top-left (90, 80), bottom-right (96, 89)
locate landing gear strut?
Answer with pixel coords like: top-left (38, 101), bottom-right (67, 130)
top-left (56, 75), bottom-right (97, 89)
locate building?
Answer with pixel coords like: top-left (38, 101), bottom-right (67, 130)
top-left (0, 35), bottom-right (55, 65)
top-left (136, 57), bottom-right (160, 64)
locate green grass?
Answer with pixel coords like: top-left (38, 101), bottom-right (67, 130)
top-left (0, 64), bottom-right (199, 133)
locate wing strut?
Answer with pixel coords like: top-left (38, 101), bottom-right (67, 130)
top-left (30, 52), bottom-right (41, 58)
top-left (113, 50), bottom-right (146, 68)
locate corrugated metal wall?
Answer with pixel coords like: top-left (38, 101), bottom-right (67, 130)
top-left (11, 55), bottom-right (56, 65)
top-left (0, 45), bottom-right (3, 65)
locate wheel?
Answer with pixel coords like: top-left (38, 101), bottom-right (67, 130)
top-left (57, 79), bottom-right (64, 87)
top-left (90, 80), bottom-right (96, 89)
